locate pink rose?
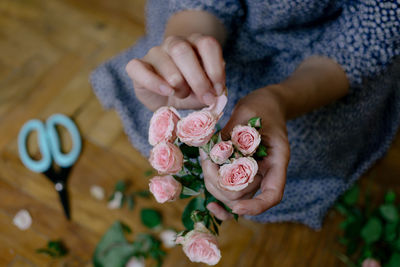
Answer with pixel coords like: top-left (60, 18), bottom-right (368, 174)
top-left (210, 141), bottom-right (234, 165)
top-left (231, 125), bottom-right (261, 155)
top-left (149, 142), bottom-right (183, 174)
top-left (177, 95), bottom-right (227, 147)
top-left (148, 106), bottom-right (180, 146)
top-left (219, 157), bottom-right (258, 191)
top-left (362, 259), bottom-right (381, 267)
top-left (177, 110), bottom-right (216, 147)
top-left (149, 175), bottom-right (182, 203)
top-left (176, 223), bottom-right (221, 266)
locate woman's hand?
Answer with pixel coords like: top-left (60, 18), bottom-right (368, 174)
top-left (125, 33), bottom-right (226, 111)
top-left (202, 85), bottom-right (291, 220)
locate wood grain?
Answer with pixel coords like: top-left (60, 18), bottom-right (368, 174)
top-left (0, 0), bottom-right (399, 266)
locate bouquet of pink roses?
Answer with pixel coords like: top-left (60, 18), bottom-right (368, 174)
top-left (147, 95), bottom-right (267, 265)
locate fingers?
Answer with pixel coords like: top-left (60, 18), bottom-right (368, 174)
top-left (188, 34), bottom-right (225, 96)
top-left (232, 133), bottom-right (289, 215)
top-left (125, 59), bottom-right (175, 96)
top-left (144, 47), bottom-right (191, 99)
top-left (200, 149), bottom-right (259, 208)
top-left (163, 36), bottom-right (217, 105)
top-left (220, 104), bottom-right (257, 140)
top-left (207, 202), bottom-right (233, 221)
top-left (127, 34), bottom-right (226, 106)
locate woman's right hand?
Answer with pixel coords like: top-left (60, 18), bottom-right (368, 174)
top-left (125, 34), bottom-right (226, 111)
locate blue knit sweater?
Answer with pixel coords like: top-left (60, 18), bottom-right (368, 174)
top-left (91, 0), bottom-right (400, 229)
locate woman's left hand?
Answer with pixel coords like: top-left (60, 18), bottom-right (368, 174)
top-left (201, 85), bottom-right (290, 220)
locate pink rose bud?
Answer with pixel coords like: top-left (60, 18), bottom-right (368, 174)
top-left (177, 95), bottom-right (228, 147)
top-left (149, 142), bottom-right (183, 174)
top-left (210, 141), bottom-right (234, 165)
top-left (176, 223), bottom-right (221, 266)
top-left (219, 157), bottom-right (258, 191)
top-left (149, 175), bottom-right (182, 203)
top-left (231, 125), bottom-right (261, 155)
top-left (148, 106), bottom-right (181, 146)
top-left (362, 259), bottom-right (381, 267)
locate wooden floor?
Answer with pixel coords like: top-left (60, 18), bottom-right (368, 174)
top-left (1, 0), bottom-right (400, 266)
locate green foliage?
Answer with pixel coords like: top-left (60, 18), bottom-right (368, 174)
top-left (342, 186), bottom-right (360, 206)
top-left (387, 253), bottom-right (400, 267)
top-left (247, 117), bottom-right (262, 128)
top-left (255, 144), bottom-right (268, 158)
top-left (385, 191), bottom-right (396, 204)
top-left (36, 240), bottom-right (68, 258)
top-left (114, 180), bottom-right (126, 193)
top-left (361, 217), bottom-right (382, 244)
top-left (379, 204), bottom-right (399, 222)
top-left (109, 180), bottom-right (150, 211)
top-left (93, 221), bottom-right (166, 267)
top-left (180, 143), bottom-right (200, 159)
top-left (141, 209), bottom-right (162, 229)
top-left (93, 222), bottom-right (135, 267)
top-left (182, 197), bottom-right (206, 230)
top-left (335, 185), bottom-right (400, 266)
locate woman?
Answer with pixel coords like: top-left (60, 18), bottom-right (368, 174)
top-left (91, 0), bottom-right (400, 229)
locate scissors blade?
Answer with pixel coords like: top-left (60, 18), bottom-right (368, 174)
top-left (55, 182), bottom-right (71, 220)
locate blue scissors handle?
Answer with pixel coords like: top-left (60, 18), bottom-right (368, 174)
top-left (18, 114), bottom-right (82, 173)
top-left (18, 120), bottom-right (52, 173)
top-left (46, 114), bottom-right (81, 168)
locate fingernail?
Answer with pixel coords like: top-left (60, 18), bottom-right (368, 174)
top-left (214, 83), bottom-right (224, 96)
top-left (159, 85), bottom-right (174, 96)
top-left (203, 92), bottom-right (217, 105)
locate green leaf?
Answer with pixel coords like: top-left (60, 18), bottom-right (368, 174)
top-left (255, 144), bottom-right (268, 158)
top-left (135, 190), bottom-right (151, 198)
top-left (183, 160), bottom-right (202, 175)
top-left (92, 221), bottom-right (135, 267)
top-left (127, 195), bottom-right (135, 210)
top-left (120, 194), bottom-right (126, 208)
top-left (140, 209), bottom-right (162, 229)
top-left (248, 117), bottom-right (262, 128)
top-left (361, 246), bottom-right (373, 259)
top-left (182, 186), bottom-right (201, 196)
top-left (114, 180), bottom-right (126, 193)
top-left (205, 192), bottom-right (218, 207)
top-left (335, 203), bottom-right (349, 215)
top-left (342, 185), bottom-right (360, 206)
top-left (36, 240), bottom-right (68, 258)
top-left (190, 210), bottom-right (209, 224)
top-left (380, 204), bottom-right (399, 222)
top-left (385, 222), bottom-right (398, 242)
top-left (393, 237), bottom-right (400, 251)
top-left (175, 174), bottom-right (196, 186)
top-left (179, 192), bottom-right (192, 199)
top-left (182, 197), bottom-right (205, 230)
top-left (387, 253), bottom-right (400, 267)
top-left (361, 217), bottom-right (382, 244)
top-left (120, 222), bottom-right (132, 233)
top-left (180, 143), bottom-right (199, 158)
top-left (385, 190), bottom-right (396, 204)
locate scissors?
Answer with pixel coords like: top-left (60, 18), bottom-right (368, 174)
top-left (18, 114), bottom-right (82, 220)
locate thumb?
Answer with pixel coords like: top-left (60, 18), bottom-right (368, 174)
top-left (221, 106), bottom-right (254, 140)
